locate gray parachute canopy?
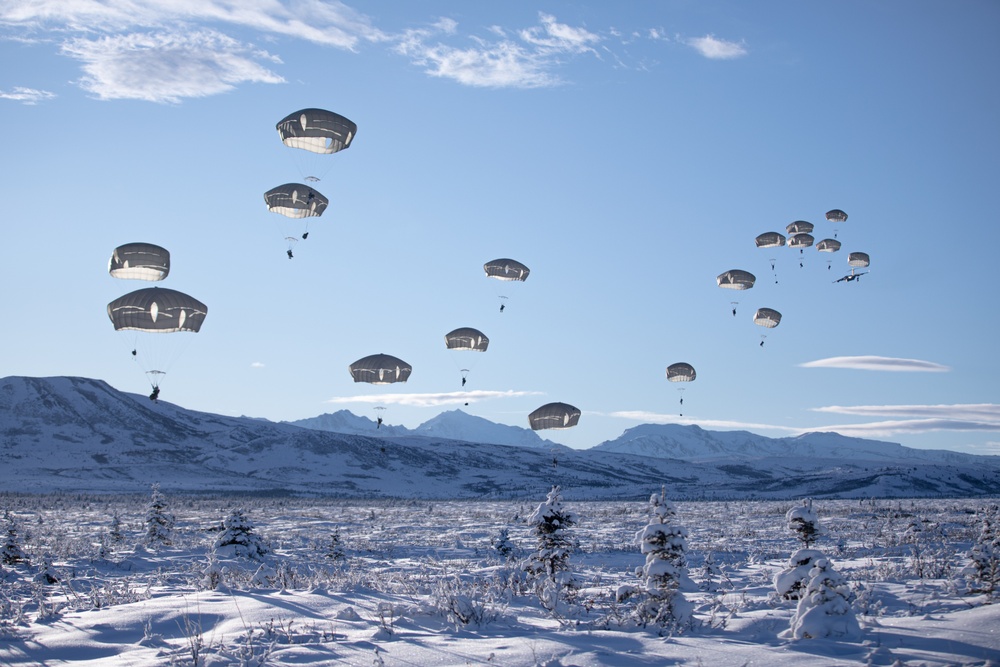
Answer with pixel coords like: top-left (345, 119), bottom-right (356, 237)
top-left (786, 220), bottom-right (814, 235)
top-left (716, 269), bottom-right (756, 290)
top-left (349, 354), bottom-right (412, 384)
top-left (484, 258), bottom-right (530, 282)
top-left (787, 233), bottom-right (815, 249)
top-left (445, 327), bottom-right (490, 352)
top-left (666, 362), bottom-right (696, 382)
top-left (528, 402), bottom-right (581, 430)
top-left (848, 252), bottom-right (871, 268)
top-left (107, 287), bottom-right (207, 332)
top-left (826, 209), bottom-right (848, 223)
top-left (264, 183), bottom-right (329, 218)
top-left (276, 108), bottom-right (357, 155)
top-left (755, 232), bottom-right (786, 249)
top-left (753, 307), bottom-right (782, 328)
top-left (108, 243), bottom-right (170, 281)
top-left (816, 238), bottom-right (842, 253)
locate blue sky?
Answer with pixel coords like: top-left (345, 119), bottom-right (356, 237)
top-left (2, 1), bottom-right (999, 453)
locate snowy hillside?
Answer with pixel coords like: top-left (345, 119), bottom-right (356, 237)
top-left (594, 423), bottom-right (1000, 466)
top-left (3, 375), bottom-right (1000, 499)
top-left (290, 408), bottom-right (556, 448)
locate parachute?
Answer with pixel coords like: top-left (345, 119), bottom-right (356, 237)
top-left (107, 287), bottom-right (208, 391)
top-left (666, 362), bottom-right (696, 382)
top-left (826, 209), bottom-right (848, 223)
top-left (787, 233), bottom-right (814, 249)
top-left (108, 243), bottom-right (170, 282)
top-left (753, 307), bottom-right (782, 328)
top-left (716, 270), bottom-right (756, 290)
top-left (786, 220), bottom-right (814, 235)
top-left (528, 402), bottom-right (581, 430)
top-left (755, 232), bottom-right (786, 249)
top-left (816, 239), bottom-right (842, 252)
top-left (276, 108), bottom-right (356, 156)
top-left (484, 258), bottom-right (530, 282)
top-left (107, 287), bottom-right (208, 333)
top-left (848, 252), bottom-right (870, 268)
top-left (348, 354), bottom-right (412, 384)
top-left (264, 183), bottom-right (329, 219)
top-left (445, 327), bottom-right (489, 352)
top-left (666, 362), bottom-right (695, 415)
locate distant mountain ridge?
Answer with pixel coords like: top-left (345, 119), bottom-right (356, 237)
top-left (3, 375), bottom-right (999, 499)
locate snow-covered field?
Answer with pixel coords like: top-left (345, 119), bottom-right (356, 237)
top-left (2, 493), bottom-right (998, 666)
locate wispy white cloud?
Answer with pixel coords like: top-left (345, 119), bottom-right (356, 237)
top-left (0, 86), bottom-right (56, 104)
top-left (62, 29), bottom-right (284, 102)
top-left (610, 403), bottom-right (1000, 441)
top-left (1, 2), bottom-right (743, 97)
top-left (326, 389), bottom-right (543, 408)
top-left (799, 356), bottom-right (950, 372)
top-left (250, 361), bottom-right (265, 368)
top-left (685, 34), bottom-right (747, 59)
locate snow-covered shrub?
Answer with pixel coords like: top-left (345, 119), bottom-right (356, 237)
top-left (786, 557), bottom-right (860, 640)
top-left (143, 484), bottom-right (174, 547)
top-left (522, 485), bottom-right (579, 612)
top-left (214, 508), bottom-right (269, 561)
top-left (626, 487), bottom-right (693, 633)
top-left (774, 548), bottom-right (825, 600)
top-left (325, 530), bottom-right (346, 562)
top-left (32, 553), bottom-right (58, 585)
top-left (1, 511), bottom-right (27, 566)
top-left (966, 504), bottom-right (1000, 596)
top-left (108, 514), bottom-right (124, 546)
top-left (491, 526), bottom-right (515, 560)
top-left (201, 554), bottom-right (225, 590)
top-left (787, 498), bottom-right (822, 548)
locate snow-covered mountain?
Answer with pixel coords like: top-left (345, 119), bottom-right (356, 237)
top-left (291, 409), bottom-right (557, 449)
top-left (3, 375), bottom-right (1000, 499)
top-left (593, 423), bottom-right (998, 467)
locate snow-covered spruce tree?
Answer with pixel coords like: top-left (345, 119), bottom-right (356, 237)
top-left (774, 499), bottom-right (825, 600)
top-left (325, 530), bottom-right (346, 562)
top-left (144, 484), bottom-right (174, 547)
top-left (786, 557), bottom-right (860, 640)
top-left (214, 508), bottom-right (269, 561)
top-left (2, 510), bottom-right (28, 566)
top-left (491, 526), bottom-right (515, 561)
top-left (629, 487), bottom-right (693, 632)
top-left (522, 485), bottom-right (578, 612)
top-left (32, 553), bottom-right (58, 585)
top-left (108, 513), bottom-right (124, 546)
top-left (967, 504), bottom-right (1000, 596)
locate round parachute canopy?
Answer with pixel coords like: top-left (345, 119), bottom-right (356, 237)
top-left (528, 402), bottom-right (581, 430)
top-left (666, 362), bottom-right (696, 382)
top-left (349, 354), bottom-right (412, 384)
top-left (717, 269), bottom-right (756, 290)
top-left (753, 307), bottom-right (782, 329)
top-left (848, 252), bottom-right (870, 268)
top-left (786, 220), bottom-right (814, 235)
top-left (826, 209), bottom-right (848, 223)
top-left (108, 243), bottom-right (170, 281)
top-left (264, 183), bottom-right (329, 219)
top-left (787, 233), bottom-right (814, 249)
top-left (484, 258), bottom-right (530, 282)
top-left (445, 327), bottom-right (490, 352)
top-left (107, 287), bottom-right (207, 333)
top-left (276, 108), bottom-right (356, 155)
top-left (816, 238), bottom-right (842, 253)
top-left (755, 232), bottom-right (786, 249)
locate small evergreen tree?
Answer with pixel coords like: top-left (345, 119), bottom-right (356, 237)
top-left (144, 484), bottom-right (174, 547)
top-left (491, 526), bottom-right (514, 560)
top-left (787, 557), bottom-right (860, 640)
top-left (2, 510), bottom-right (28, 566)
top-left (967, 504), bottom-right (1000, 596)
top-left (787, 498), bottom-right (822, 548)
top-left (522, 485), bottom-right (578, 611)
top-left (631, 487), bottom-right (693, 632)
top-left (214, 508), bottom-right (269, 561)
top-left (33, 553), bottom-right (59, 585)
top-left (325, 529), bottom-right (346, 561)
top-left (775, 498), bottom-right (826, 600)
top-left (109, 513), bottom-right (124, 545)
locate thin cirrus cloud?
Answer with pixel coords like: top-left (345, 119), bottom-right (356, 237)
top-left (1, 2), bottom-right (746, 101)
top-left (326, 389), bottom-right (543, 408)
top-left (799, 356), bottom-right (951, 372)
top-left (0, 86), bottom-right (56, 103)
